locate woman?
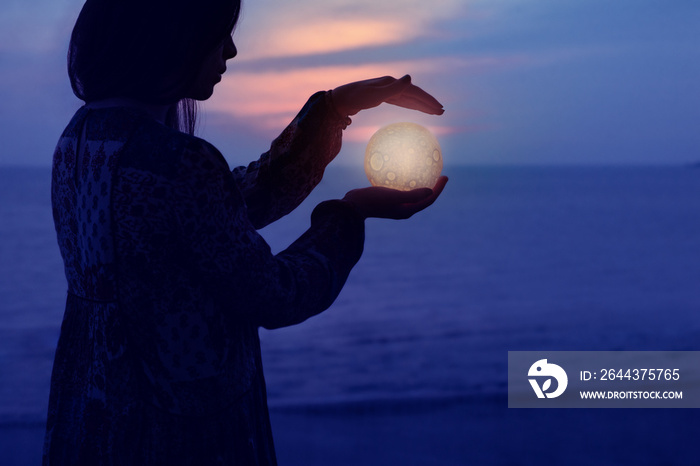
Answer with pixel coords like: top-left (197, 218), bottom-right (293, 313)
top-left (45, 0), bottom-right (447, 464)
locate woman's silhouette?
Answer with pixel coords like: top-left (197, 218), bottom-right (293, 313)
top-left (44, 0), bottom-right (447, 464)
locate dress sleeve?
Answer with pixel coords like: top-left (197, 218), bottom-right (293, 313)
top-left (174, 140), bottom-right (364, 330)
top-left (231, 91), bottom-right (351, 230)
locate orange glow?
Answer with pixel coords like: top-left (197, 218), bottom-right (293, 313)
top-left (242, 19), bottom-right (411, 59)
top-left (236, 0), bottom-right (468, 59)
top-left (210, 63), bottom-right (407, 119)
top-left (210, 58), bottom-right (458, 119)
top-left (207, 55), bottom-right (508, 141)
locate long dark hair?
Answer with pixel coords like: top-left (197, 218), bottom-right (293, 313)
top-left (68, 0), bottom-right (241, 134)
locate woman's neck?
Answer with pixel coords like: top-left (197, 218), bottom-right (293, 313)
top-left (85, 98), bottom-right (171, 124)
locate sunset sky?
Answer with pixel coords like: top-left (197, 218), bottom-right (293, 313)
top-left (1, 0), bottom-right (699, 167)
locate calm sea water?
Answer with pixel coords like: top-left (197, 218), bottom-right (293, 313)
top-left (2, 165), bottom-right (700, 423)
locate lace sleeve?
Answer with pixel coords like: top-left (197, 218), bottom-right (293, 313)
top-left (231, 91), bottom-right (351, 230)
top-left (175, 140), bottom-right (364, 329)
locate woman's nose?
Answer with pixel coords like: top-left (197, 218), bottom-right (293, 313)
top-left (223, 36), bottom-right (237, 60)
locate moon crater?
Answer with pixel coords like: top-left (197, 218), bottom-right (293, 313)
top-left (364, 122), bottom-right (442, 191)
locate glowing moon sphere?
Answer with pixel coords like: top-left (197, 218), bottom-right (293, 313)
top-left (364, 122), bottom-right (442, 191)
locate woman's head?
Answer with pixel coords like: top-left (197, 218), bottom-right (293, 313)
top-left (68, 0), bottom-right (241, 106)
top-left (187, 34), bottom-right (238, 101)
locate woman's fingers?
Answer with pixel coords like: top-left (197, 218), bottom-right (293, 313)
top-left (409, 176), bottom-right (448, 210)
top-left (402, 176), bottom-right (448, 218)
top-left (332, 75), bottom-right (444, 116)
top-left (370, 76), bottom-right (444, 115)
top-left (398, 187), bottom-right (434, 203)
top-left (362, 75), bottom-right (411, 106)
top-left (386, 92), bottom-right (444, 115)
top-left (385, 83), bottom-right (445, 115)
top-left (345, 177), bottom-right (448, 219)
top-left (343, 177), bottom-right (448, 220)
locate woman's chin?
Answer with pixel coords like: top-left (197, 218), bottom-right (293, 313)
top-left (188, 87), bottom-right (215, 101)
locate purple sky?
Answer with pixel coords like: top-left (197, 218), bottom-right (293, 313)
top-left (1, 0), bottom-right (699, 167)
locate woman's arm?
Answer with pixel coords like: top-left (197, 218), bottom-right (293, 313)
top-left (173, 141), bottom-right (446, 329)
top-left (232, 75), bottom-right (444, 230)
top-left (231, 91), bottom-right (349, 230)
top-left (177, 141), bottom-right (364, 329)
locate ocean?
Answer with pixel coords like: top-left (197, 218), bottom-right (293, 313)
top-left (1, 164), bottom-right (700, 426)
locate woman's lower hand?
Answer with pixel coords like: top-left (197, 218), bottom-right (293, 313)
top-left (331, 75), bottom-right (444, 117)
top-left (343, 176), bottom-right (448, 220)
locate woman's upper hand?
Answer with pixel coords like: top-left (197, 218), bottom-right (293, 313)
top-left (331, 75), bottom-right (444, 117)
top-left (343, 176), bottom-right (448, 220)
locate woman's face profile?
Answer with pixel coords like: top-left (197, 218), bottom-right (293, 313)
top-left (188, 35), bottom-right (237, 101)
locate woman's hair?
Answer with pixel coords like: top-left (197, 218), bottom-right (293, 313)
top-left (68, 0), bottom-right (241, 134)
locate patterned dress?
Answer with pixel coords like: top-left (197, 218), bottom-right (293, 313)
top-left (44, 92), bottom-right (365, 465)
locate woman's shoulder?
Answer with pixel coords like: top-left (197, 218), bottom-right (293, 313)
top-left (81, 107), bottom-right (229, 177)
